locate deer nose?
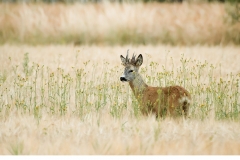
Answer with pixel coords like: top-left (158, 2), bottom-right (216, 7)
top-left (120, 77), bottom-right (127, 81)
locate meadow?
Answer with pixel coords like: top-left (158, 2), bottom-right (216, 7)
top-left (0, 1), bottom-right (240, 155)
top-left (0, 2), bottom-right (239, 45)
top-left (0, 44), bottom-right (240, 154)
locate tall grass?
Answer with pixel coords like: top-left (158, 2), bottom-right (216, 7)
top-left (0, 45), bottom-right (239, 121)
top-left (0, 2), bottom-right (239, 45)
top-left (0, 45), bottom-right (240, 154)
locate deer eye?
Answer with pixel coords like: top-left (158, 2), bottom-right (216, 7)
top-left (129, 70), bottom-right (134, 73)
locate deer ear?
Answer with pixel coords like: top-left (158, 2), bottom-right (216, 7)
top-left (135, 54), bottom-right (143, 66)
top-left (120, 55), bottom-right (127, 65)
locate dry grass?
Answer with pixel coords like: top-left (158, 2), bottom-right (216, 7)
top-left (0, 2), bottom-right (239, 45)
top-left (0, 44), bottom-right (240, 154)
top-left (1, 113), bottom-right (240, 154)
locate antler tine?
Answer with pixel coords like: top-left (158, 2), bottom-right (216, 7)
top-left (131, 53), bottom-right (136, 64)
top-left (126, 49), bottom-right (129, 63)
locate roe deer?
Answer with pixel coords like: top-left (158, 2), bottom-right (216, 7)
top-left (120, 51), bottom-right (191, 118)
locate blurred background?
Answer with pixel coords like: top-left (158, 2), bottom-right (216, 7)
top-left (0, 0), bottom-right (239, 46)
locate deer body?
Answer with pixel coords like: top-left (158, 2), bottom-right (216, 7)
top-left (120, 52), bottom-right (191, 118)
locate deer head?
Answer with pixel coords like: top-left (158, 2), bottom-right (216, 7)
top-left (120, 50), bottom-right (143, 82)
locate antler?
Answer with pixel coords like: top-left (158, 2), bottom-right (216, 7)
top-left (131, 53), bottom-right (136, 64)
top-left (126, 49), bottom-right (129, 63)
top-left (125, 50), bottom-right (137, 65)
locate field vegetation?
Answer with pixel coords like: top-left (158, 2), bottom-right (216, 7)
top-left (0, 2), bottom-right (239, 45)
top-left (0, 45), bottom-right (240, 154)
top-left (0, 0), bottom-right (240, 155)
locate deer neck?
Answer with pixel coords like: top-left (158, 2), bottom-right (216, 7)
top-left (129, 73), bottom-right (147, 97)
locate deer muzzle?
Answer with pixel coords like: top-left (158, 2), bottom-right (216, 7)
top-left (120, 77), bottom-right (127, 82)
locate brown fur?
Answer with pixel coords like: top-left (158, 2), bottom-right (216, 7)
top-left (130, 82), bottom-right (191, 118)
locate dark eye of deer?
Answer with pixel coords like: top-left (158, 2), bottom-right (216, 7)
top-left (129, 70), bottom-right (133, 73)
